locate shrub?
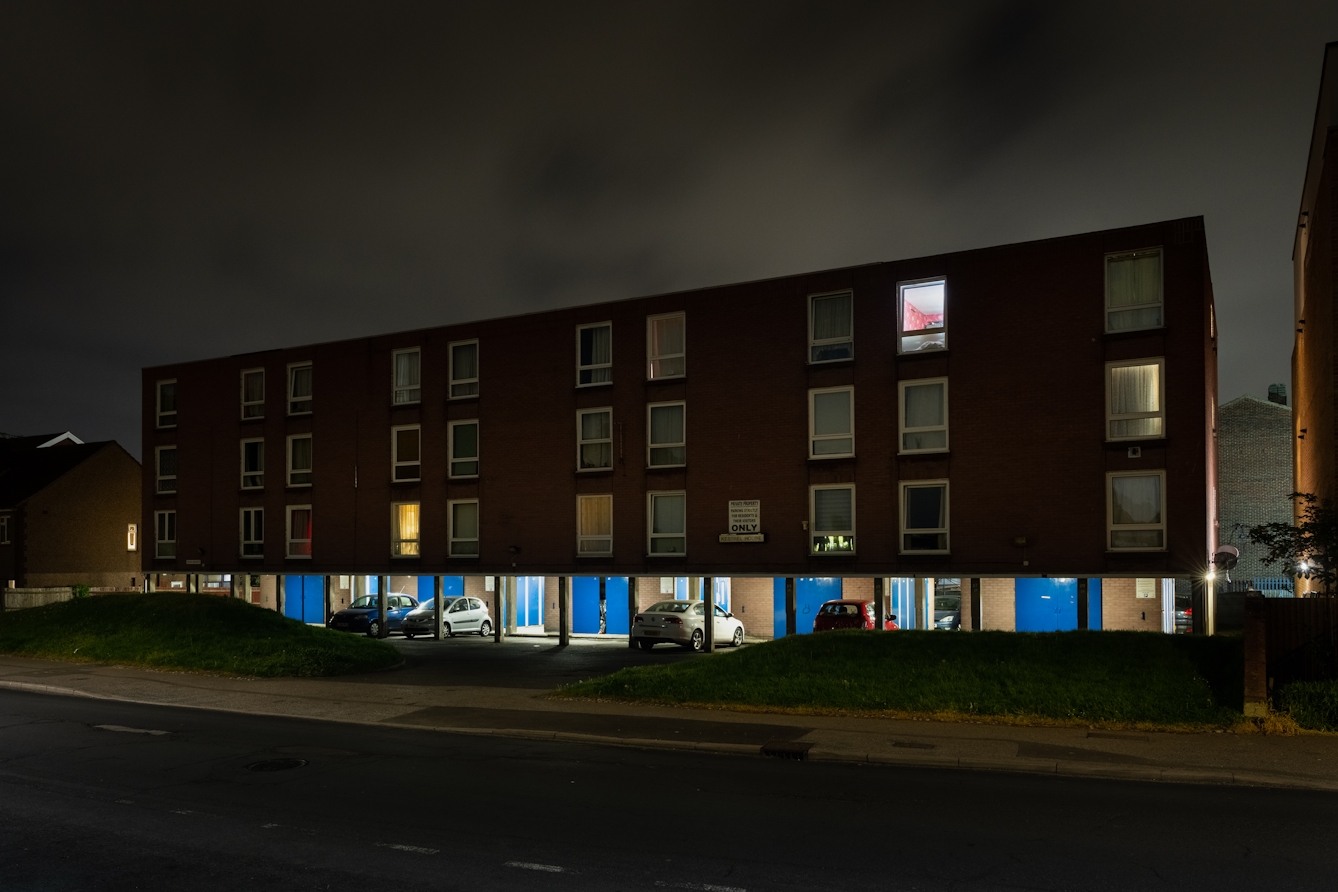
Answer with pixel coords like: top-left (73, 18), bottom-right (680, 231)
top-left (71, 584), bottom-right (90, 599)
top-left (1277, 679), bottom-right (1338, 732)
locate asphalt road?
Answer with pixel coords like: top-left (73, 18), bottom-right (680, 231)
top-left (1, 689), bottom-right (1336, 892)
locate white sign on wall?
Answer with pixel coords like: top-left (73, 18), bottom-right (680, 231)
top-left (1135, 577), bottom-right (1157, 599)
top-left (720, 500), bottom-right (764, 543)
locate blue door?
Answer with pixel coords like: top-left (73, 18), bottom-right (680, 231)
top-left (772, 578), bottom-right (843, 636)
top-left (283, 575), bottom-right (326, 624)
top-left (1087, 578), bottom-right (1103, 630)
top-left (605, 577), bottom-right (630, 634)
top-left (1015, 578), bottom-right (1079, 632)
top-left (512, 576), bottom-right (543, 627)
top-left (887, 578), bottom-right (915, 629)
top-left (572, 577), bottom-right (601, 633)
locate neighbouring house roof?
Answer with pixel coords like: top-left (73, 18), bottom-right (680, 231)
top-left (0, 431), bottom-right (85, 452)
top-left (1219, 394), bottom-right (1291, 414)
top-left (0, 440), bottom-right (113, 509)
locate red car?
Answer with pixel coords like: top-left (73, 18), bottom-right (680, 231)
top-left (812, 599), bottom-right (898, 632)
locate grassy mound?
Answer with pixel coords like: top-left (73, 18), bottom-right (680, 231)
top-left (558, 630), bottom-right (1244, 729)
top-left (0, 593), bottom-right (400, 677)
top-left (1277, 680), bottom-right (1338, 732)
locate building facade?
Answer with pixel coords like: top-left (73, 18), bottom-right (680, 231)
top-left (1216, 392), bottom-right (1293, 590)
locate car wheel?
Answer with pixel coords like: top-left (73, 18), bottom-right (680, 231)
top-left (637, 639), bottom-right (655, 651)
top-left (731, 626), bottom-right (744, 647)
top-left (479, 620), bottom-right (492, 637)
top-left (444, 623), bottom-right (454, 638)
top-left (687, 628), bottom-right (704, 652)
top-left (366, 620), bottom-right (380, 638)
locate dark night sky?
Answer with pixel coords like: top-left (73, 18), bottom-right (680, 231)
top-left (2, 2), bottom-right (1335, 460)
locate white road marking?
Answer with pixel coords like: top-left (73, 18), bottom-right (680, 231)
top-left (655, 882), bottom-right (746, 892)
top-left (376, 843), bottom-right (439, 855)
top-left (262, 823), bottom-right (280, 828)
top-left (171, 810), bottom-right (195, 815)
top-left (94, 724), bottom-right (170, 735)
top-left (506, 861), bottom-right (566, 873)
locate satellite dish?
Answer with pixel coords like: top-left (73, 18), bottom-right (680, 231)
top-left (1213, 545), bottom-right (1239, 571)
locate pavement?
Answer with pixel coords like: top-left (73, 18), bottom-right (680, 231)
top-left (2, 635), bottom-right (1337, 792)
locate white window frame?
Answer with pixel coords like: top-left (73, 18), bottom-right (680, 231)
top-left (287, 434), bottom-right (312, 488)
top-left (646, 490), bottom-right (687, 557)
top-left (1104, 247), bottom-right (1164, 334)
top-left (287, 361), bottom-right (313, 415)
top-left (448, 499), bottom-right (480, 557)
top-left (391, 502), bottom-right (421, 558)
top-left (899, 479), bottom-right (950, 555)
top-left (810, 484), bottom-right (856, 555)
top-left (449, 339), bottom-right (479, 399)
top-left (576, 321), bottom-right (613, 387)
top-left (1, 514), bottom-right (11, 545)
top-left (154, 510), bottom-right (176, 559)
top-left (448, 419), bottom-right (480, 479)
top-left (577, 407), bottom-right (614, 472)
top-left (809, 386), bottom-right (855, 460)
top-left (156, 379), bottom-right (177, 429)
top-left (391, 424), bottom-right (422, 483)
top-left (897, 277), bottom-right (947, 354)
top-left (155, 445), bottom-right (177, 494)
top-left (808, 290), bottom-right (854, 364)
top-left (392, 347), bottom-right (422, 405)
top-left (240, 368), bottom-right (265, 420)
top-left (240, 438), bottom-right (264, 490)
top-left (126, 523), bottom-right (137, 552)
top-left (898, 378), bottom-right (949, 454)
top-left (646, 312), bottom-right (685, 380)
top-left (1107, 470), bottom-right (1168, 552)
top-left (240, 507), bottom-right (263, 558)
top-left (647, 401), bottom-right (686, 468)
top-left (1105, 357), bottom-right (1166, 441)
top-left (577, 493), bottom-right (614, 556)
top-left (286, 504), bottom-right (312, 559)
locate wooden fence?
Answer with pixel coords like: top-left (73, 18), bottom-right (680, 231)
top-left (1244, 594), bottom-right (1338, 714)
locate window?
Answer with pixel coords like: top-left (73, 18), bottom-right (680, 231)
top-left (449, 420), bottom-right (479, 478)
top-left (577, 322), bottom-right (612, 386)
top-left (392, 425), bottom-right (421, 482)
top-left (393, 348), bottom-right (421, 404)
top-left (648, 402), bottom-right (686, 467)
top-left (647, 313), bottom-right (685, 379)
top-left (1, 514), bottom-right (11, 544)
top-left (241, 369), bottom-right (264, 420)
top-left (156, 446), bottom-right (177, 493)
top-left (1108, 471), bottom-right (1166, 550)
top-left (648, 491), bottom-right (686, 555)
top-left (1107, 359), bottom-right (1164, 440)
top-left (899, 378), bottom-right (948, 453)
top-left (811, 485), bottom-right (855, 554)
top-left (809, 291), bottom-right (853, 362)
top-left (126, 523), bottom-right (137, 552)
top-left (241, 439), bottom-right (264, 489)
top-left (449, 499), bottom-right (479, 556)
top-left (899, 278), bottom-right (946, 353)
top-left (1105, 248), bottom-right (1162, 332)
top-left (900, 480), bottom-right (949, 553)
top-left (577, 408), bottom-right (613, 471)
top-left (287, 435), bottom-right (312, 487)
top-left (240, 508), bottom-right (263, 558)
top-left (809, 387), bottom-right (854, 458)
top-left (286, 505), bottom-right (312, 558)
top-left (288, 362), bottom-right (313, 415)
top-left (578, 494), bottom-right (613, 555)
top-left (155, 510), bottom-right (176, 559)
top-left (449, 340), bottom-right (479, 398)
top-left (156, 379), bottom-right (177, 428)
top-left (392, 502), bottom-right (420, 557)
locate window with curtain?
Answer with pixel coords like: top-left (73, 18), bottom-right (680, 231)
top-left (578, 323), bottom-right (612, 385)
top-left (393, 426), bottom-right (421, 481)
top-left (393, 348), bottom-right (421, 403)
top-left (288, 363), bottom-right (313, 414)
top-left (288, 435), bottom-right (312, 486)
top-left (392, 502), bottom-right (420, 557)
top-left (1106, 249), bottom-right (1163, 332)
top-left (578, 494), bottom-right (613, 555)
top-left (450, 500), bottom-right (479, 556)
top-left (157, 380), bottom-right (177, 428)
top-left (810, 292), bottom-right (853, 362)
top-left (901, 481), bottom-right (948, 553)
top-left (649, 492), bottom-right (686, 554)
top-left (811, 485), bottom-right (855, 553)
top-left (648, 402), bottom-right (685, 467)
top-left (450, 340), bottom-right (479, 398)
top-left (899, 279), bottom-right (946, 353)
top-left (0, 514), bottom-right (9, 545)
top-left (648, 313), bottom-right (685, 379)
top-left (240, 508), bottom-right (263, 557)
top-left (156, 447), bottom-right (177, 493)
top-left (241, 439), bottom-right (264, 489)
top-left (1107, 360), bottom-right (1164, 439)
top-left (810, 388), bottom-right (854, 457)
top-left (241, 369), bottom-right (264, 419)
top-left (578, 408), bottom-right (613, 470)
top-left (901, 379), bottom-right (948, 452)
top-left (287, 506), bottom-right (312, 557)
top-left (1109, 472), bottom-right (1165, 549)
top-left (155, 510), bottom-right (176, 558)
top-left (450, 420), bottom-right (479, 477)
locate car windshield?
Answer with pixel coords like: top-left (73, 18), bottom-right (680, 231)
top-left (818, 603), bottom-right (858, 616)
top-left (935, 595), bottom-right (961, 611)
top-left (647, 601), bottom-right (691, 613)
top-left (349, 597), bottom-right (379, 609)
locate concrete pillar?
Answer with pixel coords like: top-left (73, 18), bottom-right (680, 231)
top-left (323, 576), bottom-right (332, 623)
top-left (433, 576), bottom-right (444, 640)
top-left (627, 576), bottom-right (639, 648)
top-left (1191, 578), bottom-right (1210, 635)
top-left (229, 574), bottom-right (239, 600)
top-left (785, 577), bottom-right (796, 637)
top-left (242, 573), bottom-right (252, 604)
top-left (968, 578), bottom-right (981, 631)
top-left (276, 575), bottom-right (286, 616)
top-left (702, 576), bottom-right (715, 652)
top-left (688, 576), bottom-right (701, 604)
top-left (493, 577), bottom-right (503, 643)
top-left (506, 576), bottom-right (518, 634)
top-left (598, 576), bottom-right (607, 634)
top-left (558, 576), bottom-right (570, 646)
top-left (873, 577), bottom-right (886, 631)
top-left (1077, 577), bottom-right (1089, 630)
top-left (377, 575), bottom-right (389, 638)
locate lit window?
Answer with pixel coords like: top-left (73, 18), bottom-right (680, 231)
top-left (450, 340), bottom-right (479, 398)
top-left (899, 279), bottom-right (946, 353)
top-left (287, 435), bottom-right (312, 487)
top-left (1105, 248), bottom-right (1163, 332)
top-left (392, 425), bottom-right (421, 482)
top-left (809, 387), bottom-right (854, 458)
top-left (286, 505), bottom-right (312, 558)
top-left (809, 291), bottom-right (853, 362)
top-left (126, 523), bottom-right (137, 552)
top-left (241, 439), bottom-right (264, 489)
top-left (241, 369), bottom-right (264, 420)
top-left (392, 502), bottom-right (420, 557)
top-left (577, 408), bottom-right (613, 471)
top-left (577, 494), bottom-right (613, 555)
top-left (392, 348), bottom-right (421, 404)
top-left (577, 322), bottom-right (612, 386)
top-left (648, 402), bottom-right (685, 468)
top-left (1107, 359), bottom-right (1164, 440)
top-left (647, 313), bottom-right (685, 379)
top-left (449, 500), bottom-right (479, 556)
top-left (1108, 471), bottom-right (1166, 551)
top-left (240, 508), bottom-right (263, 558)
top-left (156, 380), bottom-right (177, 428)
top-left (811, 485), bottom-right (855, 554)
top-left (288, 362), bottom-right (313, 415)
top-left (156, 446), bottom-right (177, 494)
top-left (449, 420), bottom-right (479, 478)
top-left (899, 379), bottom-right (948, 453)
top-left (648, 491), bottom-right (686, 555)
top-left (901, 481), bottom-right (949, 554)
top-left (155, 510), bottom-right (176, 559)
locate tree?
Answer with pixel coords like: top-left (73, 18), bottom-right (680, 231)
top-left (1248, 493), bottom-right (1338, 594)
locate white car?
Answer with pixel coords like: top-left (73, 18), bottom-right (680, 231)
top-left (632, 600), bottom-right (745, 651)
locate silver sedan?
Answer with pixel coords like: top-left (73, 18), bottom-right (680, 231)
top-left (632, 600), bottom-right (745, 651)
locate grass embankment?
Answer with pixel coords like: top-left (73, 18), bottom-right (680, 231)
top-left (1277, 680), bottom-right (1338, 732)
top-left (558, 630), bottom-right (1245, 729)
top-left (0, 593), bottom-right (400, 677)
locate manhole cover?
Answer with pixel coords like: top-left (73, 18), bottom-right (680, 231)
top-left (246, 758), bottom-right (308, 772)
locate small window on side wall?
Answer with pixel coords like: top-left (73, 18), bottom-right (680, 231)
top-left (0, 514), bottom-right (9, 545)
top-left (1108, 471), bottom-right (1166, 551)
top-left (241, 369), bottom-right (264, 420)
top-left (450, 340), bottom-right (479, 398)
top-left (899, 279), bottom-right (946, 353)
top-left (286, 505), bottom-right (312, 558)
top-left (647, 313), bottom-right (685, 379)
top-left (156, 446), bottom-right (178, 494)
top-left (449, 420), bottom-right (479, 478)
top-left (1105, 248), bottom-right (1162, 332)
top-left (288, 362), bottom-right (313, 414)
top-left (1107, 358), bottom-right (1164, 440)
top-left (392, 502), bottom-right (420, 557)
top-left (647, 491), bottom-right (686, 556)
top-left (156, 380), bottom-right (177, 428)
top-left (647, 402), bottom-right (685, 467)
top-left (577, 494), bottom-right (613, 556)
top-left (392, 348), bottom-right (421, 404)
top-left (577, 408), bottom-right (613, 471)
top-left (809, 292), bottom-right (853, 362)
top-left (900, 480), bottom-right (949, 554)
top-left (577, 323), bottom-right (612, 386)
top-left (240, 508), bottom-right (263, 557)
top-left (241, 439), bottom-right (264, 489)
top-left (809, 387), bottom-right (854, 458)
top-left (899, 379), bottom-right (948, 453)
top-left (155, 510), bottom-right (176, 559)
top-left (287, 435), bottom-right (312, 487)
top-left (811, 485), bottom-right (855, 554)
top-left (449, 500), bottom-right (479, 556)
top-left (392, 425), bottom-right (421, 482)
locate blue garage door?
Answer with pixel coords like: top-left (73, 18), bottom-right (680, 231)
top-left (573, 577), bottom-right (630, 634)
top-left (887, 578), bottom-right (916, 630)
top-left (1088, 578), bottom-right (1103, 630)
top-left (513, 576), bottom-right (543, 627)
top-left (1015, 578), bottom-right (1078, 632)
top-left (415, 576), bottom-right (464, 604)
top-left (283, 575), bottom-right (326, 624)
top-left (771, 578), bottom-right (843, 636)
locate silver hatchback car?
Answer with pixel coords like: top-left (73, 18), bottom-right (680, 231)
top-left (632, 600), bottom-right (745, 651)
